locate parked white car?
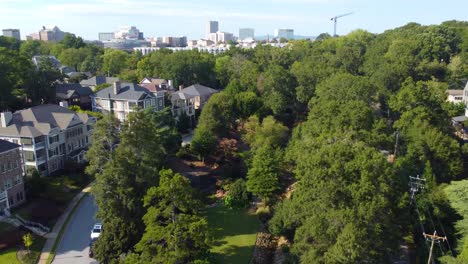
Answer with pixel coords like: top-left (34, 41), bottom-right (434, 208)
top-left (90, 223), bottom-right (102, 240)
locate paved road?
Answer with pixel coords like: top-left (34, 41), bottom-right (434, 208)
top-left (53, 194), bottom-right (99, 264)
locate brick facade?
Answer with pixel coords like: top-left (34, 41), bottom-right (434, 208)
top-left (0, 145), bottom-right (25, 214)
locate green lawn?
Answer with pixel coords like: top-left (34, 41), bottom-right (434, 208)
top-left (0, 233), bottom-right (46, 264)
top-left (0, 247), bottom-right (19, 264)
top-left (205, 204), bottom-right (259, 264)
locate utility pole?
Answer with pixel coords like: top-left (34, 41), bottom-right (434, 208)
top-left (424, 231), bottom-right (447, 264)
top-left (409, 175), bottom-right (426, 199)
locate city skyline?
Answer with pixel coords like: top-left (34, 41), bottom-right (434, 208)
top-left (1, 0), bottom-right (467, 40)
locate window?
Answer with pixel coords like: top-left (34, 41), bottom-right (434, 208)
top-left (23, 151), bottom-right (35, 162)
top-left (14, 175), bottom-right (22, 185)
top-left (159, 99), bottom-right (163, 107)
top-left (20, 137), bottom-right (33, 145)
top-left (4, 179), bottom-right (12, 190)
top-left (0, 164), bottom-right (5, 173)
top-left (49, 134), bottom-right (59, 144)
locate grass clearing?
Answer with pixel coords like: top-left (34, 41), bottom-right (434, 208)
top-left (0, 247), bottom-right (19, 264)
top-left (205, 204), bottom-right (259, 264)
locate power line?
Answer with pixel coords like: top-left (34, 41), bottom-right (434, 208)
top-left (427, 196), bottom-right (454, 256)
top-left (423, 231), bottom-right (447, 264)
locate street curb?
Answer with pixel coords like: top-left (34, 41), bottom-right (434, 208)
top-left (46, 192), bottom-right (89, 264)
top-left (37, 182), bottom-right (94, 264)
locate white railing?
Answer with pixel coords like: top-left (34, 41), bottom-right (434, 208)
top-left (35, 141), bottom-right (45, 149)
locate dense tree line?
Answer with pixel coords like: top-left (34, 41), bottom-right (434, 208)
top-left (2, 20), bottom-right (468, 263)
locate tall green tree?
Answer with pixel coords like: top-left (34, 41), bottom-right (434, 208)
top-left (246, 145), bottom-right (283, 202)
top-left (129, 169), bottom-right (210, 264)
top-left (91, 109), bottom-right (179, 263)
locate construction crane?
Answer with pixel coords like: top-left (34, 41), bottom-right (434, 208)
top-left (331, 12), bottom-right (353, 37)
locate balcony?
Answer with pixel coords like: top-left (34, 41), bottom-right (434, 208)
top-left (35, 141), bottom-right (45, 149)
top-left (36, 156), bottom-right (46, 164)
top-left (0, 191), bottom-right (6, 201)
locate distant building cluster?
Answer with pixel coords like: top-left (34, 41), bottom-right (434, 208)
top-left (26, 26), bottom-right (67, 43)
top-left (7, 20), bottom-right (299, 54)
top-left (99, 26), bottom-right (150, 51)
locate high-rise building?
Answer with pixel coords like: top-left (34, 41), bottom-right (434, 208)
top-left (239, 28), bottom-right (254, 40)
top-left (99, 32), bottom-right (114, 41)
top-left (206, 21), bottom-right (219, 39)
top-left (274, 29), bottom-right (294, 40)
top-left (2, 29), bottom-right (21, 40)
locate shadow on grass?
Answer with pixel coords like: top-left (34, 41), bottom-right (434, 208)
top-left (210, 244), bottom-right (256, 264)
top-left (204, 204), bottom-right (259, 264)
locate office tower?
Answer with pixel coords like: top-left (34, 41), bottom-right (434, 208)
top-left (2, 29), bottom-right (20, 40)
top-left (206, 21), bottom-right (219, 39)
top-left (274, 29), bottom-right (294, 40)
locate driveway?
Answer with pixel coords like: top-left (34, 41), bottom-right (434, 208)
top-left (53, 194), bottom-right (99, 264)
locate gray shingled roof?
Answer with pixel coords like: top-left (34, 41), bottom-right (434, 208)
top-left (80, 76), bottom-right (120, 87)
top-left (182, 84), bottom-right (218, 97)
top-left (92, 83), bottom-right (154, 101)
top-left (0, 104), bottom-right (91, 138)
top-left (56, 83), bottom-right (93, 100)
top-left (0, 139), bottom-right (20, 154)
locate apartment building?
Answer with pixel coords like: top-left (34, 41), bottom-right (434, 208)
top-left (91, 81), bottom-right (164, 122)
top-left (0, 139), bottom-right (25, 215)
top-left (0, 104), bottom-right (96, 176)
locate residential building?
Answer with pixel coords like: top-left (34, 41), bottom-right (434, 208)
top-left (0, 139), bottom-right (25, 215)
top-left (274, 29), bottom-right (294, 40)
top-left (239, 28), bottom-right (254, 40)
top-left (91, 82), bottom-right (164, 122)
top-left (140, 77), bottom-right (173, 92)
top-left (98, 32), bottom-right (114, 41)
top-left (2, 29), bottom-right (20, 40)
top-left (206, 21), bottom-right (219, 39)
top-left (56, 83), bottom-right (94, 110)
top-left (134, 47), bottom-right (159, 55)
top-left (27, 26), bottom-right (66, 43)
top-left (447, 90), bottom-right (463, 104)
top-left (171, 84), bottom-right (218, 117)
top-left (0, 105), bottom-right (96, 176)
top-left (80, 76), bottom-right (120, 91)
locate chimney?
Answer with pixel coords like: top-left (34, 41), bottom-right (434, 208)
top-left (1, 112), bottom-right (13, 127)
top-left (113, 81), bottom-right (121, 94)
top-left (179, 85), bottom-right (184, 92)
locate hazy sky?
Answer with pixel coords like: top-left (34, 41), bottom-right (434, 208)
top-left (0, 0), bottom-right (467, 40)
